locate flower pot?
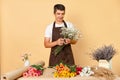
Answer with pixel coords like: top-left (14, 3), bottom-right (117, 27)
top-left (98, 60), bottom-right (112, 69)
top-left (24, 60), bottom-right (30, 67)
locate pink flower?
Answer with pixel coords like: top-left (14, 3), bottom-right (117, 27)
top-left (28, 67), bottom-right (33, 71)
top-left (28, 72), bottom-right (33, 77)
top-left (33, 73), bottom-right (39, 77)
top-left (31, 67), bottom-right (37, 72)
top-left (36, 70), bottom-right (43, 75)
top-left (23, 72), bottom-right (29, 77)
top-left (28, 67), bottom-right (37, 74)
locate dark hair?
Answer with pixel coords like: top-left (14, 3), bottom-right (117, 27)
top-left (54, 4), bottom-right (65, 13)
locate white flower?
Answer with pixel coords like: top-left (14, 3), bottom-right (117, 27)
top-left (60, 27), bottom-right (81, 40)
top-left (80, 66), bottom-right (94, 77)
top-left (80, 72), bottom-right (84, 77)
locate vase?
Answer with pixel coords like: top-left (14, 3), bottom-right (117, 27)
top-left (98, 59), bottom-right (112, 69)
top-left (24, 60), bottom-right (30, 67)
top-left (109, 60), bottom-right (112, 69)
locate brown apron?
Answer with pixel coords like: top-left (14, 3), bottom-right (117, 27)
top-left (49, 21), bottom-right (75, 66)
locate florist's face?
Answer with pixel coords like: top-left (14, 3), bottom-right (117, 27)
top-left (54, 10), bottom-right (65, 22)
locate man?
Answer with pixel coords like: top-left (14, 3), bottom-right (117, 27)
top-left (44, 4), bottom-right (76, 66)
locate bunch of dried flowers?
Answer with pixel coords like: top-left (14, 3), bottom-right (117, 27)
top-left (91, 45), bottom-right (116, 61)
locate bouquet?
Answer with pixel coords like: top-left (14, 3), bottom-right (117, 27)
top-left (54, 27), bottom-right (81, 56)
top-left (53, 63), bottom-right (77, 78)
top-left (23, 64), bottom-right (44, 77)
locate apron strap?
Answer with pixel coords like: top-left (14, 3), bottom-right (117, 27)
top-left (63, 20), bottom-right (67, 28)
top-left (53, 20), bottom-right (67, 28)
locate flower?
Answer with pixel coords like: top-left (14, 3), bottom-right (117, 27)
top-left (79, 66), bottom-right (94, 77)
top-left (53, 63), bottom-right (95, 78)
top-left (90, 45), bottom-right (116, 61)
top-left (76, 66), bottom-right (82, 75)
top-left (53, 63), bottom-right (77, 78)
top-left (60, 27), bottom-right (81, 40)
top-left (22, 64), bottom-right (44, 77)
top-left (54, 27), bottom-right (82, 56)
top-left (21, 52), bottom-right (31, 61)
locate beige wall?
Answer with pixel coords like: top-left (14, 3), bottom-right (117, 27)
top-left (0, 0), bottom-right (1, 76)
top-left (1, 0), bottom-right (120, 75)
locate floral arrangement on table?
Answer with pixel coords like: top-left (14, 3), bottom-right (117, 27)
top-left (21, 52), bottom-right (31, 66)
top-left (91, 45), bottom-right (116, 62)
top-left (23, 64), bottom-right (44, 77)
top-left (53, 63), bottom-right (94, 78)
top-left (54, 27), bottom-right (82, 56)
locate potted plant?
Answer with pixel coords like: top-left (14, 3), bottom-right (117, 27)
top-left (21, 52), bottom-right (31, 66)
top-left (91, 45), bottom-right (116, 69)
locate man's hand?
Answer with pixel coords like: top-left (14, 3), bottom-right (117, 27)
top-left (64, 38), bottom-right (77, 44)
top-left (64, 38), bottom-right (71, 45)
top-left (56, 38), bottom-right (64, 46)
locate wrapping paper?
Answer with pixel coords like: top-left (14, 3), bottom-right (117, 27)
top-left (1, 61), bottom-right (45, 80)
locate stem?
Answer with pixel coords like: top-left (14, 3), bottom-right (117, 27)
top-left (54, 45), bottom-right (65, 56)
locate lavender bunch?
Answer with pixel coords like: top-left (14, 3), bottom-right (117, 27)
top-left (91, 45), bottom-right (116, 61)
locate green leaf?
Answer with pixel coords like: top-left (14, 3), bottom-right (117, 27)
top-left (31, 64), bottom-right (44, 71)
top-left (68, 65), bottom-right (76, 72)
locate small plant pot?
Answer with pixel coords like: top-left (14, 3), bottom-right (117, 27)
top-left (24, 60), bottom-right (30, 67)
top-left (98, 59), bottom-right (112, 69)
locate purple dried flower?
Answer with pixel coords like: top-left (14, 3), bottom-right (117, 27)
top-left (91, 45), bottom-right (116, 61)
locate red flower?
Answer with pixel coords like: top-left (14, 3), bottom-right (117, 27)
top-left (76, 66), bottom-right (82, 75)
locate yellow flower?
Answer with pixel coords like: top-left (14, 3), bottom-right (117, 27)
top-left (54, 63), bottom-right (77, 78)
top-left (66, 72), bottom-right (70, 77)
top-left (54, 72), bottom-right (59, 78)
top-left (70, 72), bottom-right (76, 77)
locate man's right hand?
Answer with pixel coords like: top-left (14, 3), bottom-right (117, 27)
top-left (56, 38), bottom-right (64, 46)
